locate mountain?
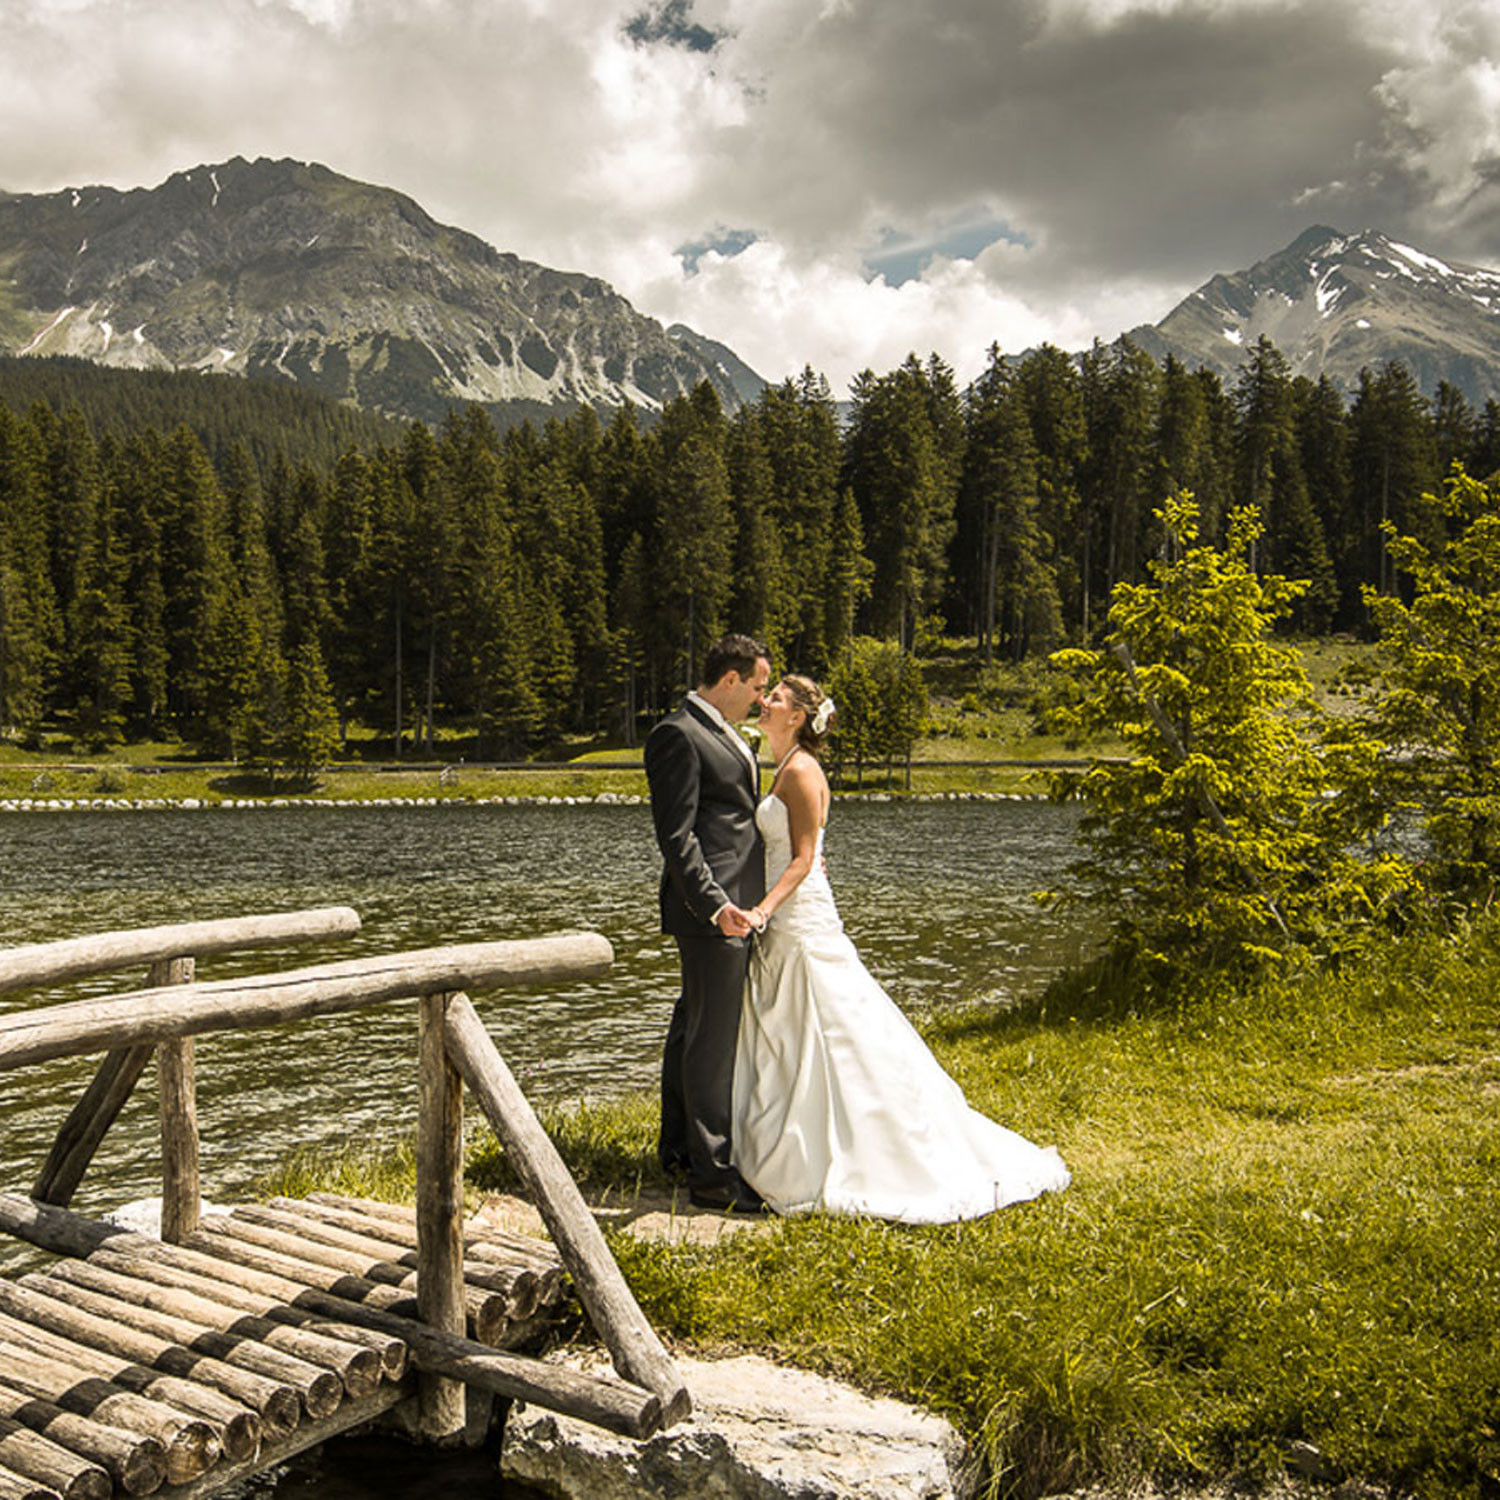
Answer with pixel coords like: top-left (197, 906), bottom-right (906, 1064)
top-left (0, 157), bottom-right (766, 426)
top-left (1128, 226), bottom-right (1500, 404)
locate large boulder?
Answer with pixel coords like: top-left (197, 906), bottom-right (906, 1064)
top-left (502, 1352), bottom-right (978, 1500)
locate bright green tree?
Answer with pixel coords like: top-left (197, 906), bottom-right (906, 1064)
top-left (1365, 469), bottom-right (1500, 899)
top-left (827, 637), bottom-right (927, 789)
top-left (1051, 492), bottom-right (1403, 974)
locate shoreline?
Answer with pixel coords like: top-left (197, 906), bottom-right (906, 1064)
top-left (0, 788), bottom-right (1051, 812)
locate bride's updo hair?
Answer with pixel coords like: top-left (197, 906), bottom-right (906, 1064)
top-left (782, 674), bottom-right (836, 756)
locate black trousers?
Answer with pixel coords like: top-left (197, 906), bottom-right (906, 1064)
top-left (659, 934), bottom-right (752, 1193)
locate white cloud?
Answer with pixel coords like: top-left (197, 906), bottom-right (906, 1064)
top-left (3, 0), bottom-right (1500, 393)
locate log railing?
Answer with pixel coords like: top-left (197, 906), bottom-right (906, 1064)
top-left (0, 912), bottom-right (691, 1445)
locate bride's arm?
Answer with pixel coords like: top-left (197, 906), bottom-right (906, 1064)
top-left (752, 758), bottom-right (826, 924)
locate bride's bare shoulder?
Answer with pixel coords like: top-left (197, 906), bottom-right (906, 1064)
top-left (780, 752), bottom-right (829, 803)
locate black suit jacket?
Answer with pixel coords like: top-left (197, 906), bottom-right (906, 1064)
top-left (645, 701), bottom-right (765, 937)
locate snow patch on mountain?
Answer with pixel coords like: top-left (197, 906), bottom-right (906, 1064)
top-left (1133, 224), bottom-right (1500, 404)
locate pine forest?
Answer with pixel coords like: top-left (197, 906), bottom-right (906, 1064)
top-left (0, 337), bottom-right (1491, 760)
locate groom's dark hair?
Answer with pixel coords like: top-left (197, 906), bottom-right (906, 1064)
top-left (701, 633), bottom-right (769, 686)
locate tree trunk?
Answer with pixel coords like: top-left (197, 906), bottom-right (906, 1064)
top-left (393, 587), bottom-right (404, 760)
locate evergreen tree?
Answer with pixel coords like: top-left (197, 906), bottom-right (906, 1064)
top-left (1052, 494), bottom-right (1400, 974)
top-left (1294, 375), bottom-right (1357, 625)
top-left (1473, 399), bottom-right (1500, 481)
top-left (1433, 380), bottom-right (1477, 479)
top-left (1017, 344), bottom-right (1086, 632)
top-left (1155, 355), bottom-right (1218, 532)
top-left (749, 370), bottom-right (842, 668)
top-left (823, 487), bottom-right (873, 668)
top-left (1365, 470), bottom-right (1500, 898)
top-left (68, 470), bottom-right (134, 747)
top-left (1349, 362), bottom-right (1439, 602)
top-left (1233, 338), bottom-right (1336, 628)
top-left (403, 422), bottom-right (456, 753)
top-left (159, 427), bottom-right (247, 750)
top-left (109, 431), bottom-right (171, 735)
top-left (725, 410), bottom-right (795, 662)
top-left (323, 447), bottom-right (379, 736)
top-left (612, 531), bottom-right (652, 746)
top-left (959, 349), bottom-right (1057, 661)
top-left (450, 436), bottom-right (540, 756)
top-left (843, 356), bottom-right (956, 648)
top-left (279, 638), bottom-right (339, 785)
top-left (1078, 338), bottom-right (1160, 632)
top-left (0, 406), bottom-right (55, 739)
top-left (654, 384), bottom-right (734, 688)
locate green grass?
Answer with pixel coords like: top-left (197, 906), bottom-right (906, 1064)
top-left (0, 636), bottom-right (1375, 806)
top-left (257, 920), bottom-right (1500, 1500)
top-left (257, 918), bottom-right (1499, 1499)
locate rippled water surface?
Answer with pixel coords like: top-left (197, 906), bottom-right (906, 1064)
top-left (0, 800), bottom-right (1089, 1213)
top-left (0, 798), bottom-right (1091, 1497)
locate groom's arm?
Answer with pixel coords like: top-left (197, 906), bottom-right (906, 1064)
top-left (645, 720), bottom-right (731, 926)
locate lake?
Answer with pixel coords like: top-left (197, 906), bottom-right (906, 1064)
top-left (0, 799), bottom-right (1090, 1214)
top-left (0, 797), bottom-right (1090, 1495)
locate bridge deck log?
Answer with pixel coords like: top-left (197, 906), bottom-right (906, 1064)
top-left (0, 1185), bottom-right (668, 1500)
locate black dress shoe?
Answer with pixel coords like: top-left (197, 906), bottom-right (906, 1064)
top-left (660, 1156), bottom-right (692, 1183)
top-left (688, 1184), bottom-right (766, 1214)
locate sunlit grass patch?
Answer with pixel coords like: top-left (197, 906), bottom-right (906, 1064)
top-left (521, 925), bottom-right (1500, 1500)
top-left (252, 1135), bottom-right (419, 1204)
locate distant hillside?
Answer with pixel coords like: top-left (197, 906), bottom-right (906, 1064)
top-left (0, 156), bottom-right (766, 427)
top-left (1130, 226), bottom-right (1500, 404)
top-left (0, 355), bottom-right (401, 479)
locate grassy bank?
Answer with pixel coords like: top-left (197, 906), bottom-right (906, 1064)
top-left (262, 922), bottom-right (1499, 1500)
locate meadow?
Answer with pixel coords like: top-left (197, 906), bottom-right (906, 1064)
top-left (265, 915), bottom-right (1500, 1500)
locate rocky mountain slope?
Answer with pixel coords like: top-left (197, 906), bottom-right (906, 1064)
top-left (1129, 225), bottom-right (1500, 403)
top-left (0, 156), bottom-right (764, 426)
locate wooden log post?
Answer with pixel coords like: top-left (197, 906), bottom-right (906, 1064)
top-left (194, 1213), bottom-right (512, 1344)
top-left (441, 993), bottom-right (692, 1425)
top-left (31, 1046), bottom-right (153, 1208)
top-left (151, 958), bottom-right (199, 1242)
top-left (0, 908), bottom-right (361, 995)
top-left (238, 1202), bottom-right (540, 1316)
top-left (15, 1274), bottom-right (345, 1421)
top-left (0, 935), bottom-right (613, 1074)
top-left (0, 1196), bottom-right (406, 1382)
top-left (415, 992), bottom-right (466, 1444)
top-left (0, 1465), bottom-right (63, 1500)
top-left (305, 1193), bottom-right (566, 1303)
top-left (45, 1257), bottom-right (384, 1400)
top-left (0, 1310), bottom-right (261, 1464)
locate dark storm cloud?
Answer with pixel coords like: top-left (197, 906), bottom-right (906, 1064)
top-left (715, 0), bottom-right (1436, 288)
top-left (1, 0), bottom-right (1496, 386)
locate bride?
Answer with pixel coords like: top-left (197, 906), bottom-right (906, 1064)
top-left (731, 674), bottom-right (1071, 1222)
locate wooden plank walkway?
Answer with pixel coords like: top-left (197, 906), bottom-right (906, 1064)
top-left (0, 1190), bottom-right (655, 1500)
top-left (0, 909), bottom-right (690, 1500)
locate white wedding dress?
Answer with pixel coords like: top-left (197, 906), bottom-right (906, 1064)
top-left (731, 794), bottom-right (1071, 1222)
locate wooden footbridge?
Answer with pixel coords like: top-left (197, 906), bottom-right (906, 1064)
top-left (0, 909), bottom-right (690, 1500)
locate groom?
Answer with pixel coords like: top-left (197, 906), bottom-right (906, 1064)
top-left (645, 632), bottom-right (772, 1212)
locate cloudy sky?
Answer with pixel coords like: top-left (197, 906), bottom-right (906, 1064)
top-left (3, 0), bottom-right (1499, 392)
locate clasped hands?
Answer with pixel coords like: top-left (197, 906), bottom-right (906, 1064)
top-left (717, 903), bottom-right (769, 937)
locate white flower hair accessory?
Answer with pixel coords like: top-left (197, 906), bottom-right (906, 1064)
top-left (812, 697), bottom-right (835, 735)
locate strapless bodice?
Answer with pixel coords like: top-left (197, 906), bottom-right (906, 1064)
top-left (755, 794), bottom-right (840, 937)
